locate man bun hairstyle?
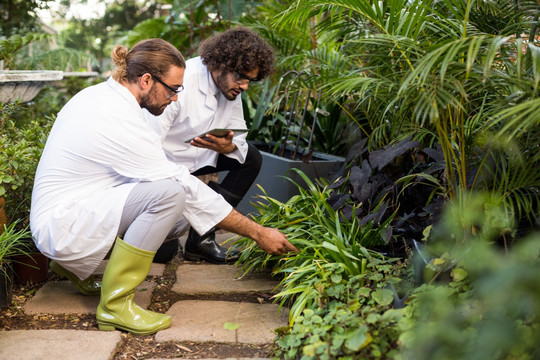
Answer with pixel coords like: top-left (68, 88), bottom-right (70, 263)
top-left (111, 38), bottom-right (185, 83)
top-left (199, 27), bottom-right (274, 80)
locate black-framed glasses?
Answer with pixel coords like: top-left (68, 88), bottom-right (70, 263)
top-left (233, 71), bottom-right (260, 85)
top-left (139, 73), bottom-right (184, 98)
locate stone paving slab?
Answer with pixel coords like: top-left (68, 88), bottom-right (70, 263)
top-left (0, 329), bottom-right (121, 360)
top-left (155, 300), bottom-right (288, 344)
top-left (173, 264), bottom-right (279, 295)
top-left (23, 280), bottom-right (155, 314)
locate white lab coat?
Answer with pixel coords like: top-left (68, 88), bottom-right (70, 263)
top-left (30, 77), bottom-right (232, 279)
top-left (145, 57), bottom-right (249, 171)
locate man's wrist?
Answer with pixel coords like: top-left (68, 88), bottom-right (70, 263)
top-left (224, 143), bottom-right (237, 154)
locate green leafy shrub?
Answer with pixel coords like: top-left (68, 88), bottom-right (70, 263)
top-left (0, 103), bottom-right (53, 228)
top-left (398, 194), bottom-right (540, 360)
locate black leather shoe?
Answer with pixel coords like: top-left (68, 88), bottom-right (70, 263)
top-left (184, 228), bottom-right (240, 264)
top-left (153, 239), bottom-right (180, 263)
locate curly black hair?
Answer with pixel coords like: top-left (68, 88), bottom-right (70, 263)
top-left (198, 27), bottom-right (274, 80)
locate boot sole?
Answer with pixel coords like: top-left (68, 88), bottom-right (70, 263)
top-left (97, 318), bottom-right (171, 335)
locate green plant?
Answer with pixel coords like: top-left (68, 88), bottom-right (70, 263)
top-left (0, 105), bottom-right (53, 228)
top-left (124, 0), bottom-right (248, 57)
top-left (0, 33), bottom-right (49, 69)
top-left (0, 221), bottom-right (34, 278)
top-left (0, 32), bottom-right (94, 72)
top-left (398, 194), bottom-right (540, 360)
top-left (245, 71), bottom-right (348, 157)
top-left (273, 0), bottom-right (540, 228)
top-left (233, 170), bottom-right (408, 358)
top-left (274, 267), bottom-right (405, 359)
top-left (0, 0), bottom-right (54, 36)
top-left (232, 169), bottom-right (399, 324)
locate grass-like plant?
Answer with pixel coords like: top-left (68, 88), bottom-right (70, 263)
top-left (0, 221), bottom-right (34, 278)
top-left (232, 169), bottom-right (399, 324)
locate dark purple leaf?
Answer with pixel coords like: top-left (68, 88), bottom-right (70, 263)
top-left (354, 182), bottom-right (375, 204)
top-left (328, 177), bottom-right (348, 190)
top-left (369, 138), bottom-right (420, 171)
top-left (421, 147), bottom-right (445, 162)
top-left (373, 199), bottom-right (390, 224)
top-left (345, 138), bottom-right (368, 163)
top-left (339, 204), bottom-right (355, 221)
top-left (327, 193), bottom-right (351, 211)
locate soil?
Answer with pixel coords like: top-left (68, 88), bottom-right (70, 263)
top-left (0, 255), bottom-right (278, 359)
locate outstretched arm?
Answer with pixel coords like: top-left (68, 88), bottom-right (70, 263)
top-left (216, 209), bottom-right (298, 255)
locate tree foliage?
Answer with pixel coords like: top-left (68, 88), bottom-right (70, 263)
top-left (0, 0), bottom-right (54, 36)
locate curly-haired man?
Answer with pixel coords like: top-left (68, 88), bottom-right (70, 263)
top-left (146, 27), bottom-right (275, 264)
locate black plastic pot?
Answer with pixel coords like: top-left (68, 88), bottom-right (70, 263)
top-left (12, 252), bottom-right (49, 284)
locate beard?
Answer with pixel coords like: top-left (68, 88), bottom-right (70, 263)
top-left (140, 84), bottom-right (167, 116)
top-left (216, 72), bottom-right (240, 101)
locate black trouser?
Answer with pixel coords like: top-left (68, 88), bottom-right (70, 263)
top-left (191, 142), bottom-right (262, 200)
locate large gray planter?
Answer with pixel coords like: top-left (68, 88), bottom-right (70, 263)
top-left (0, 70), bottom-right (63, 103)
top-left (227, 143), bottom-right (345, 215)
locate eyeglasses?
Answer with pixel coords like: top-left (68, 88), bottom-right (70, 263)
top-left (152, 74), bottom-right (184, 99)
top-left (233, 71), bottom-right (260, 85)
top-left (139, 73), bottom-right (184, 99)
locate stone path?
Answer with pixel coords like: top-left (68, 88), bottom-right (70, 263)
top-left (0, 232), bottom-right (286, 360)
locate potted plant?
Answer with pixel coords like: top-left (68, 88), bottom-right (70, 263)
top-left (0, 221), bottom-right (33, 308)
top-left (0, 105), bottom-right (53, 285)
top-left (237, 72), bottom-right (346, 214)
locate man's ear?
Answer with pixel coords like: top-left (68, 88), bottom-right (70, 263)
top-left (138, 73), bottom-right (153, 91)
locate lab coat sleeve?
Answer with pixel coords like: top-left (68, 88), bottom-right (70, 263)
top-left (223, 95), bottom-right (249, 163)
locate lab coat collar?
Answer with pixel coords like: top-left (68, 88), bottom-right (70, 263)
top-left (106, 76), bottom-right (142, 111)
top-left (198, 63), bottom-right (218, 111)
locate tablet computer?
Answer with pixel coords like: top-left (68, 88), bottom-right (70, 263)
top-left (184, 128), bottom-right (248, 143)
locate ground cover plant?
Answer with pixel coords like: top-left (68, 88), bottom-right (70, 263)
top-left (233, 170), bottom-right (539, 358)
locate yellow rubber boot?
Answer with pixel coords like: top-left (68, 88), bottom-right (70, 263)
top-left (96, 238), bottom-right (171, 335)
top-left (50, 260), bottom-right (101, 296)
